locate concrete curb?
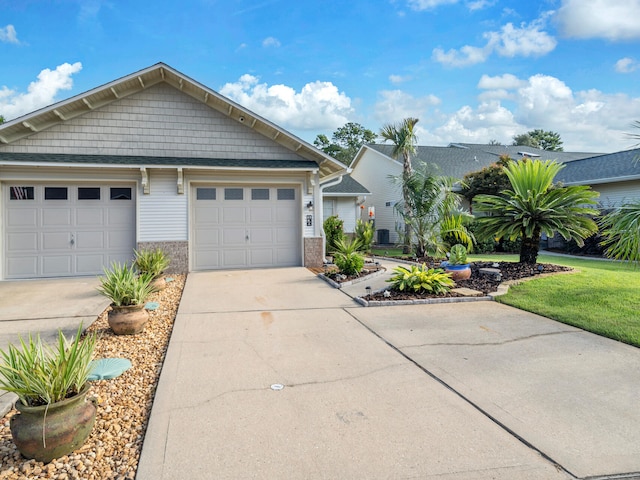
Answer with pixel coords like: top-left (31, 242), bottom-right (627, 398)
top-left (317, 267), bottom-right (387, 289)
top-left (0, 391), bottom-right (17, 418)
top-left (354, 294), bottom-right (493, 307)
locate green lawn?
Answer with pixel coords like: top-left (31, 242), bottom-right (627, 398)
top-left (470, 253), bottom-right (640, 348)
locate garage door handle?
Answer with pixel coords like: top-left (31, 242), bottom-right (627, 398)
top-left (70, 234), bottom-right (75, 246)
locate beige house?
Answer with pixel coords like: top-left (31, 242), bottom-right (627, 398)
top-left (0, 63), bottom-right (346, 279)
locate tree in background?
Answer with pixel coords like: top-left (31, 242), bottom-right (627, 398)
top-left (473, 159), bottom-right (599, 264)
top-left (380, 117), bottom-right (420, 253)
top-left (461, 154), bottom-right (513, 204)
top-left (0, 115), bottom-right (4, 124)
top-left (314, 122), bottom-right (377, 165)
top-left (513, 129), bottom-right (564, 151)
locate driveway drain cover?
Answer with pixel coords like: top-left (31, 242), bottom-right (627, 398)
top-left (270, 384), bottom-right (284, 391)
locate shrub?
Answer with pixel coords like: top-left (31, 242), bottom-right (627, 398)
top-left (466, 220), bottom-right (497, 253)
top-left (323, 215), bottom-right (345, 254)
top-left (386, 264), bottom-right (454, 294)
top-left (0, 324), bottom-right (96, 407)
top-left (134, 248), bottom-right (170, 278)
top-left (97, 262), bottom-right (155, 306)
top-left (333, 238), bottom-right (365, 276)
top-left (448, 244), bottom-right (468, 265)
top-left (355, 219), bottom-right (374, 253)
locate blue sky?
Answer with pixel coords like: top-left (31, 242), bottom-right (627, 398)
top-left (1, 0), bottom-right (639, 152)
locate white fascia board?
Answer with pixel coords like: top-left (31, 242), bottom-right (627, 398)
top-left (562, 174), bottom-right (640, 186)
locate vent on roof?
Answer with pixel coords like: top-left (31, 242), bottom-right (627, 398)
top-left (518, 151), bottom-right (540, 158)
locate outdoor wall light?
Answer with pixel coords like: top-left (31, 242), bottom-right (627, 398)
top-left (306, 201), bottom-right (313, 211)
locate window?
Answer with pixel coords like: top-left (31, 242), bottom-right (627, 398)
top-left (78, 187), bottom-right (101, 200)
top-left (251, 188), bottom-right (270, 200)
top-left (10, 186), bottom-right (34, 200)
top-left (224, 188), bottom-right (243, 200)
top-left (45, 187), bottom-right (68, 200)
top-left (110, 187), bottom-right (132, 200)
top-left (196, 188), bottom-right (216, 200)
top-left (277, 188), bottom-right (295, 200)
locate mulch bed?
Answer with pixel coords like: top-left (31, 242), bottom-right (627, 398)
top-left (364, 261), bottom-right (572, 301)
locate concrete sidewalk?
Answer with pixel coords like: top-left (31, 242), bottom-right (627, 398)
top-left (137, 268), bottom-right (569, 480)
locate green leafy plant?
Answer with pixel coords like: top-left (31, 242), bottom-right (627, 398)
top-left (0, 324), bottom-right (96, 407)
top-left (97, 262), bottom-right (155, 306)
top-left (600, 200), bottom-right (640, 264)
top-left (355, 219), bottom-right (374, 253)
top-left (386, 264), bottom-right (455, 294)
top-left (333, 238), bottom-right (365, 276)
top-left (323, 215), bottom-right (345, 254)
top-left (134, 248), bottom-right (170, 279)
top-left (448, 244), bottom-right (468, 265)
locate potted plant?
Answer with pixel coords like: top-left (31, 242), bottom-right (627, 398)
top-left (444, 244), bottom-right (472, 281)
top-left (134, 248), bottom-right (170, 291)
top-left (97, 262), bottom-right (155, 335)
top-left (0, 325), bottom-right (97, 463)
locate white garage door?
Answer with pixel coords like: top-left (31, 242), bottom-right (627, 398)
top-left (192, 185), bottom-right (301, 270)
top-left (4, 184), bottom-right (136, 279)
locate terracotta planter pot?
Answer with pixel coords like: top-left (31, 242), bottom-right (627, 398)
top-left (108, 304), bottom-right (149, 335)
top-left (151, 276), bottom-right (166, 292)
top-left (10, 385), bottom-right (96, 463)
top-left (445, 264), bottom-right (472, 281)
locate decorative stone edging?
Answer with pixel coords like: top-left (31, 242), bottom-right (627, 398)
top-left (354, 294), bottom-right (493, 307)
top-left (317, 267), bottom-right (387, 289)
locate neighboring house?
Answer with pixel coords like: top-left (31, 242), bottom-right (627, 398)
top-left (321, 174), bottom-right (370, 233)
top-left (0, 63), bottom-right (347, 280)
top-left (350, 143), bottom-right (601, 244)
top-left (555, 148), bottom-right (640, 208)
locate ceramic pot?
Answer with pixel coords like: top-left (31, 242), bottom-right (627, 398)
top-left (10, 385), bottom-right (96, 463)
top-left (445, 264), bottom-right (472, 281)
top-left (108, 304), bottom-right (149, 335)
top-left (150, 276), bottom-right (166, 292)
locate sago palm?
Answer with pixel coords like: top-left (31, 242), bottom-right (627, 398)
top-left (473, 159), bottom-right (599, 264)
top-left (600, 200), bottom-right (640, 263)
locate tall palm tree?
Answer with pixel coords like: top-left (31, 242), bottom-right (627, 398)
top-left (380, 117), bottom-right (419, 253)
top-left (473, 159), bottom-right (599, 264)
top-left (393, 163), bottom-right (474, 258)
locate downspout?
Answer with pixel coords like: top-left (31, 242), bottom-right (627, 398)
top-left (319, 175), bottom-right (345, 263)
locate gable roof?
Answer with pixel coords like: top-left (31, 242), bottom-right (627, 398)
top-left (0, 63), bottom-right (346, 180)
top-left (354, 143), bottom-right (605, 180)
top-left (555, 148), bottom-right (640, 185)
top-left (322, 174), bottom-right (370, 196)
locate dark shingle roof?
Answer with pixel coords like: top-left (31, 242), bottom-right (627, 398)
top-left (0, 152), bottom-right (317, 169)
top-left (323, 174), bottom-right (370, 195)
top-left (368, 143), bottom-right (605, 180)
top-left (555, 148), bottom-right (640, 185)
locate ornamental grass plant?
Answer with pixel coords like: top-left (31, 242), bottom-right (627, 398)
top-left (97, 262), bottom-right (155, 307)
top-left (134, 248), bottom-right (170, 279)
top-left (0, 324), bottom-right (96, 407)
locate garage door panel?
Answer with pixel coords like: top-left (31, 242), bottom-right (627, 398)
top-left (4, 184), bottom-right (136, 279)
top-left (43, 209), bottom-right (72, 226)
top-left (6, 233), bottom-right (38, 252)
top-left (7, 209), bottom-right (37, 227)
top-left (192, 185), bottom-right (300, 270)
top-left (43, 256), bottom-right (72, 276)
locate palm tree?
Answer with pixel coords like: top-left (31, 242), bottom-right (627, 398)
top-left (600, 200), bottom-right (640, 263)
top-left (394, 163), bottom-right (474, 258)
top-left (380, 117), bottom-right (419, 253)
top-left (473, 159), bottom-right (599, 264)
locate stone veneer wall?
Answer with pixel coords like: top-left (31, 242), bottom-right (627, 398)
top-left (304, 237), bottom-right (324, 268)
top-left (137, 241), bottom-right (188, 274)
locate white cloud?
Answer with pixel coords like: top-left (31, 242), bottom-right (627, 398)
top-left (0, 24), bottom-right (19, 44)
top-left (466, 0), bottom-right (496, 11)
top-left (0, 62), bottom-right (83, 121)
top-left (615, 57), bottom-right (639, 73)
top-left (433, 15), bottom-right (556, 67)
top-left (556, 0), bottom-right (640, 41)
top-left (420, 73), bottom-right (640, 151)
top-left (220, 74), bottom-right (353, 130)
top-left (262, 36), bottom-right (281, 48)
top-left (407, 0), bottom-right (458, 10)
top-left (389, 74), bottom-right (412, 84)
top-left (374, 90), bottom-right (440, 122)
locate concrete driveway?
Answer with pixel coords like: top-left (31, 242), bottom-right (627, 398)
top-left (139, 268), bottom-right (614, 480)
top-left (0, 277), bottom-right (108, 415)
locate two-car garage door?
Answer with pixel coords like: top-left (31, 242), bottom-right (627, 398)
top-left (192, 185), bottom-right (301, 270)
top-left (3, 184), bottom-right (136, 279)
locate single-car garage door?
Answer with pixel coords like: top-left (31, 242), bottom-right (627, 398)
top-left (4, 184), bottom-right (136, 279)
top-left (192, 185), bottom-right (301, 270)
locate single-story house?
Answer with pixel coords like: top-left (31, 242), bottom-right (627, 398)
top-left (0, 63), bottom-right (348, 280)
top-left (350, 143), bottom-right (601, 244)
top-left (321, 174), bottom-right (370, 233)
